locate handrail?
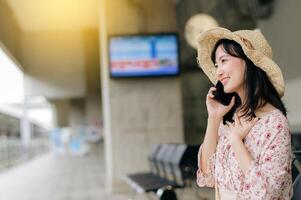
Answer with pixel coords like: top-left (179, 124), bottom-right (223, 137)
top-left (0, 138), bottom-right (49, 172)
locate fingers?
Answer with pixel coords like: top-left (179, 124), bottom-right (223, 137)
top-left (225, 121), bottom-right (230, 128)
top-left (207, 87), bottom-right (216, 98)
top-left (225, 121), bottom-right (233, 128)
top-left (242, 117), bottom-right (259, 129)
top-left (225, 96), bottom-right (235, 111)
top-left (234, 113), bottom-right (241, 126)
top-left (246, 116), bottom-right (259, 124)
top-left (229, 96), bottom-right (235, 107)
top-left (226, 116), bottom-right (260, 141)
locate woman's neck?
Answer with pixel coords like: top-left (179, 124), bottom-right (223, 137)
top-left (255, 103), bottom-right (276, 118)
top-left (235, 89), bottom-right (246, 112)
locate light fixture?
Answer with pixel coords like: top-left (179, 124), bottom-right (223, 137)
top-left (184, 14), bottom-right (219, 49)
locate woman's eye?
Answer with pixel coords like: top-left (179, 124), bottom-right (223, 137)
top-left (221, 59), bottom-right (227, 63)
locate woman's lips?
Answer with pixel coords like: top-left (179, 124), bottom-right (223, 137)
top-left (221, 77), bottom-right (229, 85)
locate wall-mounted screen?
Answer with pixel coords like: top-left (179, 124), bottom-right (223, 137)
top-left (108, 33), bottom-right (180, 78)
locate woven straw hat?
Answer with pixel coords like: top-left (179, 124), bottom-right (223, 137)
top-left (197, 27), bottom-right (285, 97)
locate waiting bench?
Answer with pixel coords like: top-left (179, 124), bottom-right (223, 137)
top-left (123, 143), bottom-right (199, 200)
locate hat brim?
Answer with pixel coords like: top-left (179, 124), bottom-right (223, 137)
top-left (197, 27), bottom-right (284, 97)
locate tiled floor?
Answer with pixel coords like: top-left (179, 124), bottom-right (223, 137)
top-left (0, 143), bottom-right (214, 200)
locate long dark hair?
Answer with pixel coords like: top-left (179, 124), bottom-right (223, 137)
top-left (211, 39), bottom-right (287, 118)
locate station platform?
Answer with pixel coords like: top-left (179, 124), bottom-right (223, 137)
top-left (0, 143), bottom-right (214, 200)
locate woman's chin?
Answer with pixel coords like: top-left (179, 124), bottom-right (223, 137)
top-left (224, 86), bottom-right (234, 94)
top-left (223, 85), bottom-right (229, 93)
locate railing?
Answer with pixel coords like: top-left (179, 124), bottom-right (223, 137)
top-left (0, 138), bottom-right (49, 172)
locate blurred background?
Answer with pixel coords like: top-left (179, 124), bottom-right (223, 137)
top-left (0, 0), bottom-right (300, 199)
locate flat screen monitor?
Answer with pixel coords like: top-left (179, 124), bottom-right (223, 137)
top-left (108, 33), bottom-right (180, 78)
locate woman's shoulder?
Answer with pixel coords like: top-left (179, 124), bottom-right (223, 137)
top-left (259, 108), bottom-right (287, 124)
top-left (244, 109), bottom-right (289, 149)
top-left (258, 108), bottom-right (289, 134)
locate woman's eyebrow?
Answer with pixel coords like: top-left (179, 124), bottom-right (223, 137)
top-left (216, 54), bottom-right (229, 63)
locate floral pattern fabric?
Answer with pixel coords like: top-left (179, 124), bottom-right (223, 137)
top-left (197, 109), bottom-right (293, 199)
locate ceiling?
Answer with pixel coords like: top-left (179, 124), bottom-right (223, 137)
top-left (5, 0), bottom-right (99, 31)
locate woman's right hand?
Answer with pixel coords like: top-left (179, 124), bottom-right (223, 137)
top-left (206, 87), bottom-right (235, 120)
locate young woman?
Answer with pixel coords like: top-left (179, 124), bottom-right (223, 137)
top-left (196, 28), bottom-right (292, 199)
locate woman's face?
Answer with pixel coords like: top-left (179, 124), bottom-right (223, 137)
top-left (214, 44), bottom-right (246, 95)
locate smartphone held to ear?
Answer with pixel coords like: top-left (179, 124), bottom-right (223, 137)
top-left (212, 81), bottom-right (234, 106)
top-left (212, 81), bottom-right (242, 124)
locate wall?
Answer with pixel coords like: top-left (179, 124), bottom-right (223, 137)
top-left (100, 0), bottom-right (184, 193)
top-left (181, 70), bottom-right (211, 144)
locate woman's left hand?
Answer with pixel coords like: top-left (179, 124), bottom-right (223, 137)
top-left (225, 113), bottom-right (259, 142)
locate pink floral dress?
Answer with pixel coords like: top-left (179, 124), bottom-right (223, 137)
top-left (197, 109), bottom-right (293, 199)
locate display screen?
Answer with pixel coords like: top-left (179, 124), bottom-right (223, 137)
top-left (109, 33), bottom-right (180, 78)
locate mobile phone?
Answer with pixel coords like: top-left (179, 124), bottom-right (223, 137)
top-left (212, 81), bottom-right (242, 124)
top-left (212, 81), bottom-right (234, 106)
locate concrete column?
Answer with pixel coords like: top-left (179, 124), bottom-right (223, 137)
top-left (50, 99), bottom-right (70, 127)
top-left (100, 0), bottom-right (184, 193)
top-left (50, 98), bottom-right (86, 134)
top-left (99, 0), bottom-right (113, 192)
top-left (21, 96), bottom-right (31, 145)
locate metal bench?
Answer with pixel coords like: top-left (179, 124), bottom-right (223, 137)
top-left (123, 143), bottom-right (199, 200)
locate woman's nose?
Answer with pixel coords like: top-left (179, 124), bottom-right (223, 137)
top-left (216, 66), bottom-right (224, 78)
